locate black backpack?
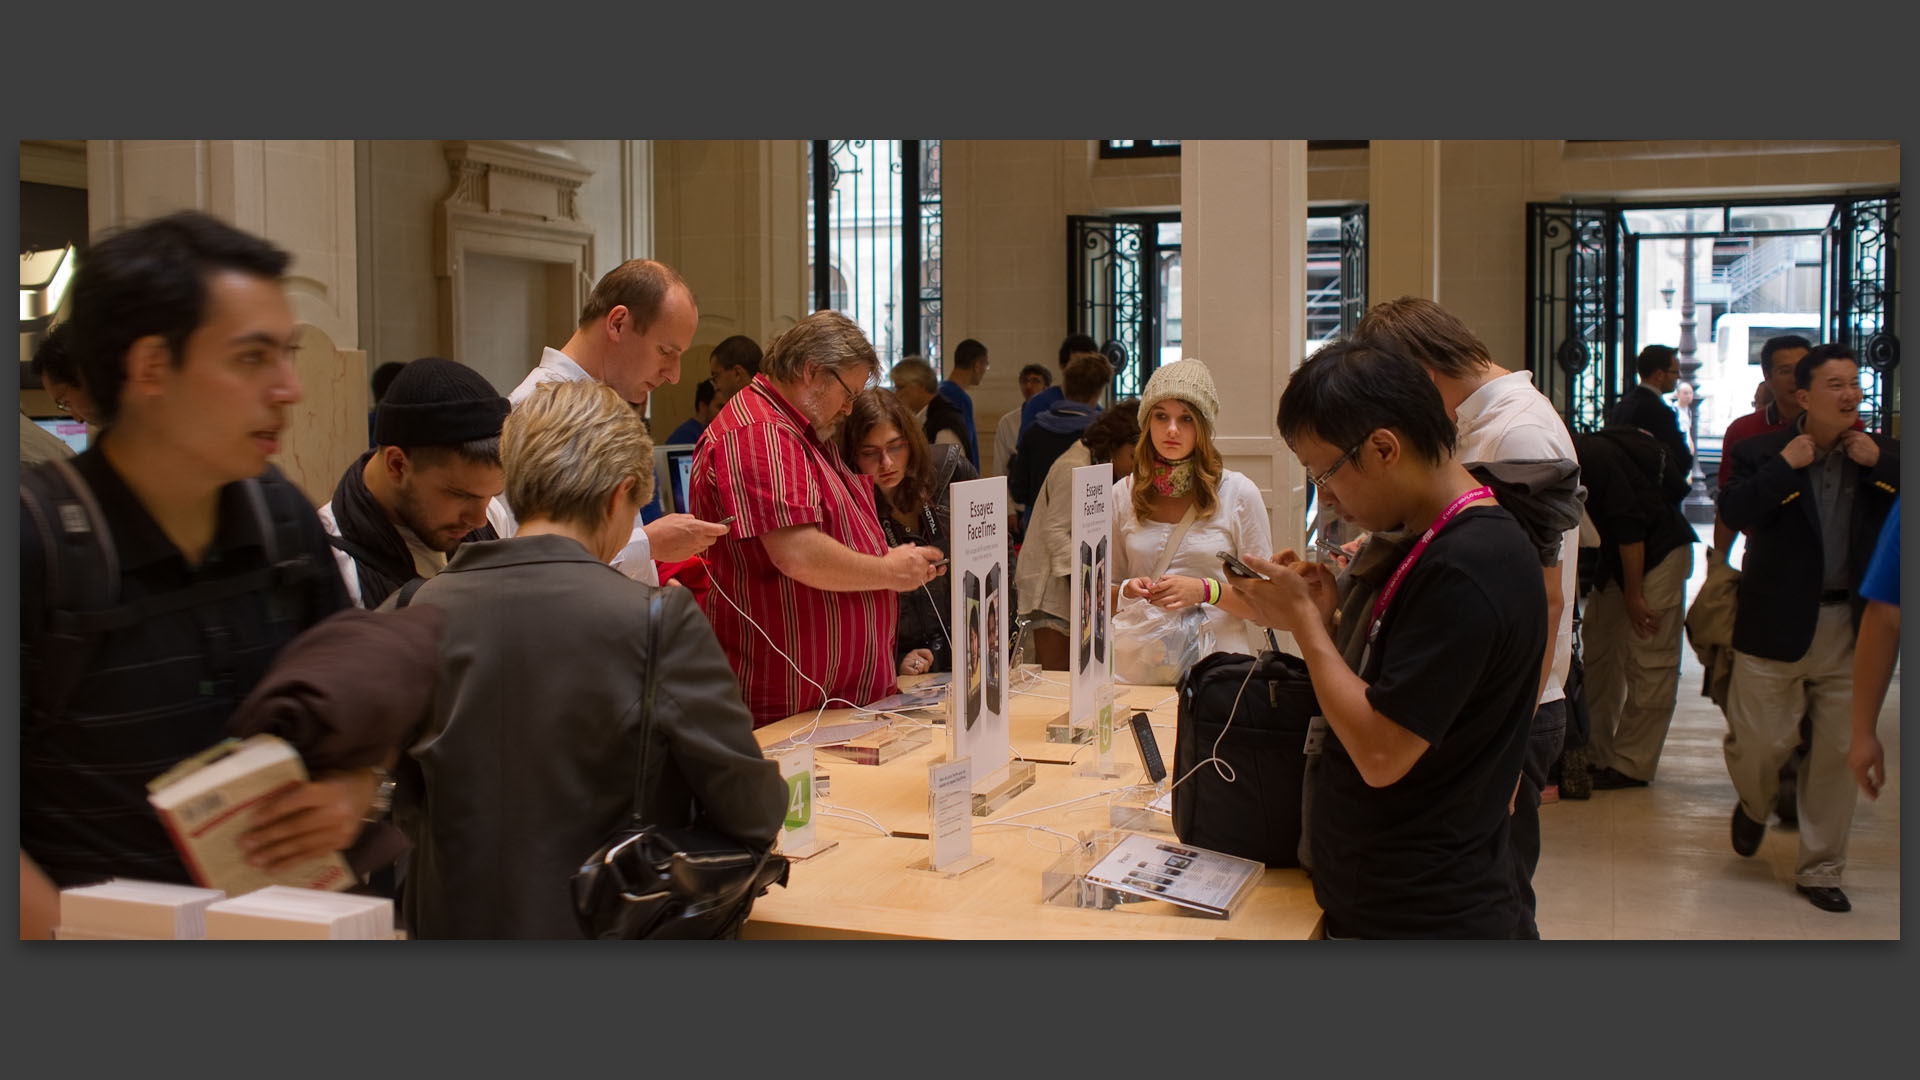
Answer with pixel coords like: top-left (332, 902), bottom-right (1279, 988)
top-left (19, 458), bottom-right (323, 719)
top-left (1172, 650), bottom-right (1320, 868)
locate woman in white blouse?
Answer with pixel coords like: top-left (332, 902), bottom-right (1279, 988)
top-left (1113, 358), bottom-right (1271, 658)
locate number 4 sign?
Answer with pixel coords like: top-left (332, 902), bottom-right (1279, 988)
top-left (776, 746), bottom-right (836, 860)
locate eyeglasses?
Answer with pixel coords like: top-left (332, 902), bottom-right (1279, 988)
top-left (857, 438), bottom-right (911, 466)
top-left (1308, 441), bottom-right (1365, 488)
top-left (826, 365), bottom-right (869, 405)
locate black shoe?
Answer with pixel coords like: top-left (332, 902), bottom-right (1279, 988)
top-left (1731, 805), bottom-right (1766, 857)
top-left (1589, 766), bottom-right (1649, 790)
top-left (1796, 885), bottom-right (1851, 913)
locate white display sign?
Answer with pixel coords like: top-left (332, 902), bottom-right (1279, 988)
top-left (928, 757), bottom-right (975, 870)
top-left (949, 475), bottom-right (1011, 781)
top-left (1069, 464), bottom-right (1115, 730)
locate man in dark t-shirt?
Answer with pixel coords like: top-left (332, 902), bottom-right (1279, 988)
top-left (18, 212), bottom-right (356, 938)
top-left (1223, 337), bottom-right (1546, 938)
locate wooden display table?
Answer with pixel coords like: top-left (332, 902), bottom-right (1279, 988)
top-left (746, 677), bottom-right (1322, 940)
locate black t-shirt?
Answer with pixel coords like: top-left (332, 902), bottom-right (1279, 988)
top-left (1308, 506), bottom-right (1547, 939)
top-left (19, 448), bottom-right (350, 887)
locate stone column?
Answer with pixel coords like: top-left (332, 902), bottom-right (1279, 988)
top-left (87, 140), bottom-right (365, 505)
top-left (1368, 139), bottom-right (1441, 304)
top-left (1179, 139), bottom-right (1310, 583)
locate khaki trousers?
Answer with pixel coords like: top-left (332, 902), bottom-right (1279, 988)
top-left (1723, 604), bottom-right (1859, 886)
top-left (1584, 543), bottom-right (1692, 781)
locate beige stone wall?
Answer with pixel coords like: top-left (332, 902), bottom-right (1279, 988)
top-left (85, 140), bottom-right (365, 505)
top-left (357, 140), bottom-right (652, 393)
top-left (650, 140), bottom-right (809, 435)
top-left (941, 141), bottom-right (1184, 464)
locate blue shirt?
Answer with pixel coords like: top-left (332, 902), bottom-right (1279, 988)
top-left (1859, 496), bottom-right (1899, 606)
top-left (936, 379), bottom-right (979, 467)
top-left (666, 417), bottom-right (706, 447)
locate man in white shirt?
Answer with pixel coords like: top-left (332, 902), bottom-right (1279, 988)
top-left (486, 258), bottom-right (727, 583)
top-left (1357, 296), bottom-right (1582, 940)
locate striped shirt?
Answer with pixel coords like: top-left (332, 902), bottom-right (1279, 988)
top-left (690, 376), bottom-right (898, 726)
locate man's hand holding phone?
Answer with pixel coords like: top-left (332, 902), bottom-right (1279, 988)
top-left (1226, 551), bottom-right (1336, 633)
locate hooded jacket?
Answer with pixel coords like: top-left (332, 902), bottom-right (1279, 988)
top-left (1007, 400), bottom-right (1102, 509)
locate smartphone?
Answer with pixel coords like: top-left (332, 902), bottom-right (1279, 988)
top-left (931, 556), bottom-right (951, 568)
top-left (714, 515), bottom-right (736, 528)
top-left (1126, 710), bottom-right (1167, 783)
top-left (964, 572), bottom-right (982, 730)
top-left (985, 564), bottom-right (1002, 714)
top-left (1093, 536), bottom-right (1109, 665)
top-left (1217, 549), bottom-right (1269, 581)
top-left (1312, 537), bottom-right (1349, 563)
top-left (1078, 541), bottom-right (1094, 674)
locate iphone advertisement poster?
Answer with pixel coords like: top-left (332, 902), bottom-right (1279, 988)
top-left (1069, 463), bottom-right (1115, 726)
top-left (949, 476), bottom-right (1011, 780)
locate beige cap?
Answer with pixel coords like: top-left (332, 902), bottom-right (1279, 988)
top-left (1136, 357), bottom-right (1220, 433)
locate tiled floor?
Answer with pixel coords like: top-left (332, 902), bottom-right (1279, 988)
top-left (1533, 545), bottom-right (1901, 939)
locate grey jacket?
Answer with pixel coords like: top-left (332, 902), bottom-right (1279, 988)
top-left (382, 534), bottom-right (785, 939)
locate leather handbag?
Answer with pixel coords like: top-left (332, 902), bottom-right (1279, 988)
top-left (570, 593), bottom-right (790, 940)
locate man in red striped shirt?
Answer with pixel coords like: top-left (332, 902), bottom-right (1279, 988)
top-left (690, 312), bottom-right (947, 726)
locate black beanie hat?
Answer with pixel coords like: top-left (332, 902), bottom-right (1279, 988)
top-left (373, 357), bottom-right (511, 448)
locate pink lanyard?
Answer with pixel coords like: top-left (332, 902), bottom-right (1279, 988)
top-left (1368, 486), bottom-right (1494, 642)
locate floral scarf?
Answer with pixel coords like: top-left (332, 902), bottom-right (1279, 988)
top-left (1146, 454), bottom-right (1196, 498)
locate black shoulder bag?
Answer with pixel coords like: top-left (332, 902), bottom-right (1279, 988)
top-left (569, 592), bottom-right (791, 939)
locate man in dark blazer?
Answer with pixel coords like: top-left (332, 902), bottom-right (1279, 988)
top-left (1717, 343), bottom-right (1898, 915)
top-left (1611, 344), bottom-right (1693, 481)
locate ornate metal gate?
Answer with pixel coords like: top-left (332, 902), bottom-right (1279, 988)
top-left (1339, 204), bottom-right (1369, 338)
top-left (809, 140), bottom-right (941, 379)
top-left (1068, 215), bottom-right (1159, 398)
top-left (1828, 193), bottom-right (1899, 435)
top-left (1526, 203), bottom-right (1626, 433)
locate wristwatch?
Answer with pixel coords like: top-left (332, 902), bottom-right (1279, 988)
top-left (362, 767), bottom-right (396, 824)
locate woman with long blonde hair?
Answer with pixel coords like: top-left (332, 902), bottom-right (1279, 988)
top-left (1113, 358), bottom-right (1272, 660)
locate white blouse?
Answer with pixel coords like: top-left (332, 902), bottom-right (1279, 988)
top-left (1113, 470), bottom-right (1273, 658)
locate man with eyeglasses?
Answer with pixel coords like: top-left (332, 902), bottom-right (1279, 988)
top-left (486, 258), bottom-right (728, 585)
top-left (1354, 297), bottom-right (1583, 938)
top-left (1221, 337), bottom-right (1547, 939)
top-left (688, 311), bottom-right (947, 727)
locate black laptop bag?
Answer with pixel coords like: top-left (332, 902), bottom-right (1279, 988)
top-left (1172, 650), bottom-right (1320, 868)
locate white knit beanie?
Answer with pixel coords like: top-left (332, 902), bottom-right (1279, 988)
top-left (1136, 357), bottom-right (1220, 433)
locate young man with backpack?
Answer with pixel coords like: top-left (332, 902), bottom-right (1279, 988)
top-left (19, 211), bottom-right (357, 938)
top-left (1572, 423), bottom-right (1699, 790)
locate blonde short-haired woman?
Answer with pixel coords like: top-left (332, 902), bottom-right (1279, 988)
top-left (385, 379), bottom-right (785, 939)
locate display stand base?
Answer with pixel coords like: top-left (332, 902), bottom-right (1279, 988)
top-left (1040, 830), bottom-right (1129, 909)
top-left (819, 722), bottom-right (931, 766)
top-left (970, 759), bottom-right (1037, 816)
top-left (1044, 714), bottom-right (1094, 745)
top-left (780, 838), bottom-right (840, 861)
top-left (907, 852), bottom-right (993, 878)
top-left (1107, 785), bottom-right (1173, 833)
